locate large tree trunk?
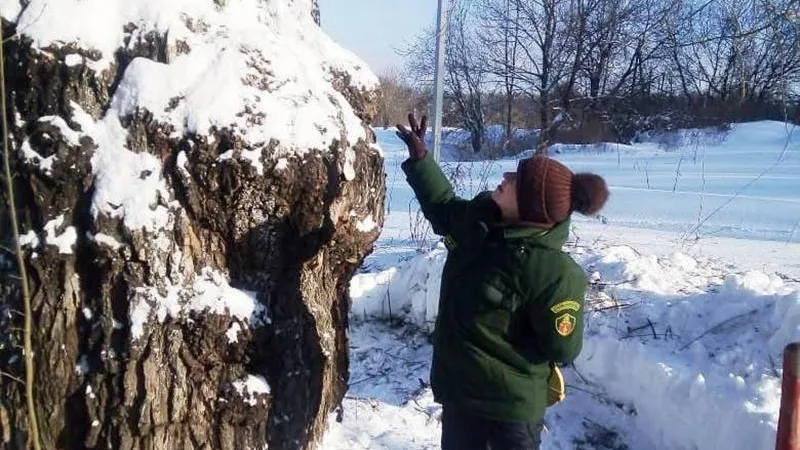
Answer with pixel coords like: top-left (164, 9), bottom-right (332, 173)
top-left (0, 1), bottom-right (382, 449)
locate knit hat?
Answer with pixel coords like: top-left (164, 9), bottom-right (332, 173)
top-left (516, 155), bottom-right (609, 227)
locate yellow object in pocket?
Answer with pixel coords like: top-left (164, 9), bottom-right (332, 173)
top-left (547, 363), bottom-right (565, 406)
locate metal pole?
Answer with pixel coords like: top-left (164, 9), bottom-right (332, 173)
top-left (777, 343), bottom-right (800, 450)
top-left (432, 0), bottom-right (448, 163)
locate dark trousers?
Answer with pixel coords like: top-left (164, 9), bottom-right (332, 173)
top-left (440, 405), bottom-right (544, 450)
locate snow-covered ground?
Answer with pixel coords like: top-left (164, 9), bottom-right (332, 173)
top-left (322, 122), bottom-right (800, 449)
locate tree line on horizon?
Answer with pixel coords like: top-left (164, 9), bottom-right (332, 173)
top-left (375, 0), bottom-right (800, 154)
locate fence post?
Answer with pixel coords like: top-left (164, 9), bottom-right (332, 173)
top-left (777, 343), bottom-right (800, 450)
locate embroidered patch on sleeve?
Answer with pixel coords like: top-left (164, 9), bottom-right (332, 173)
top-left (555, 313), bottom-right (576, 336)
top-left (550, 300), bottom-right (581, 314)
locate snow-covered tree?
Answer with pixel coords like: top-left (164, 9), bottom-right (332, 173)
top-left (0, 1), bottom-right (383, 449)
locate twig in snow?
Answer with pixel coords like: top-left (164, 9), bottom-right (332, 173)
top-left (569, 225), bottom-right (582, 249)
top-left (672, 154), bottom-right (684, 192)
top-left (2, 2), bottom-right (48, 44)
top-left (625, 321), bottom-right (656, 336)
top-left (591, 303), bottom-right (635, 312)
top-left (349, 373), bottom-right (386, 387)
top-left (410, 399), bottom-right (432, 419)
top-left (677, 308), bottom-right (760, 351)
top-left (768, 354), bottom-right (781, 378)
top-left (571, 365), bottom-right (592, 386)
top-left (647, 318), bottom-right (658, 339)
top-left (385, 283), bottom-right (392, 322)
top-left (566, 384), bottom-right (595, 394)
top-left (621, 333), bottom-right (678, 340)
top-left (634, 160), bottom-right (651, 189)
top-left (786, 220), bottom-right (800, 246)
top-left (684, 127), bottom-right (795, 239)
top-left (565, 384), bottom-right (608, 402)
top-left (590, 280), bottom-right (631, 288)
top-left (776, 272), bottom-right (800, 283)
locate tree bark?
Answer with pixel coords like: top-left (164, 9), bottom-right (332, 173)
top-left (0, 4), bottom-right (382, 449)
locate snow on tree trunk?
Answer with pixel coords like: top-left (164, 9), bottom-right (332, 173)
top-left (312, 0), bottom-right (321, 25)
top-left (0, 1), bottom-right (382, 449)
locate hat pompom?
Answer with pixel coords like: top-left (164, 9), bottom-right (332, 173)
top-left (571, 173), bottom-right (609, 216)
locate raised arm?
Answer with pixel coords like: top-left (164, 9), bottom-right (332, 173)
top-left (401, 153), bottom-right (472, 236)
top-left (396, 113), bottom-right (495, 237)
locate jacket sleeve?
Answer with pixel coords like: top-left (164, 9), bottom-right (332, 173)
top-left (527, 268), bottom-right (587, 364)
top-left (401, 153), bottom-right (473, 237)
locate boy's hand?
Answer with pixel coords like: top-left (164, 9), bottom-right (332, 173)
top-left (396, 113), bottom-right (428, 160)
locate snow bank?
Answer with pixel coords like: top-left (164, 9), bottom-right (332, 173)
top-left (580, 338), bottom-right (777, 450)
top-left (577, 244), bottom-right (799, 449)
top-left (349, 236), bottom-right (800, 448)
top-left (350, 246), bottom-right (446, 330)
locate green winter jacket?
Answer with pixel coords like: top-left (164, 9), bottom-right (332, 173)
top-left (402, 154), bottom-right (587, 423)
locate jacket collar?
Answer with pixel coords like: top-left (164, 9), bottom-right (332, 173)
top-left (475, 192), bottom-right (570, 250)
top-left (495, 219), bottom-right (570, 250)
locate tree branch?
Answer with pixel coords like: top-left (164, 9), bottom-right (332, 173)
top-left (0, 22), bottom-right (43, 450)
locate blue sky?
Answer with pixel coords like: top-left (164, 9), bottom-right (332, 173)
top-left (319, 0), bottom-right (437, 74)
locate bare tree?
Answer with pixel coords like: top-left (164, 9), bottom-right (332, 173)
top-left (479, 0), bottom-right (523, 143)
top-left (581, 0), bottom-right (680, 98)
top-left (446, 1), bottom-right (489, 152)
top-left (509, 0), bottom-right (572, 149)
top-left (668, 0), bottom-right (800, 108)
top-left (401, 0), bottom-right (799, 152)
top-left (402, 0), bottom-right (489, 153)
top-left (375, 68), bottom-right (427, 128)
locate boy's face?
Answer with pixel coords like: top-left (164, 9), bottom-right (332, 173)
top-left (491, 171), bottom-right (520, 221)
